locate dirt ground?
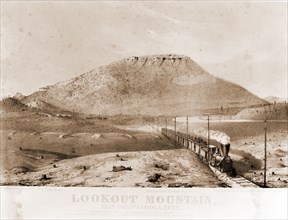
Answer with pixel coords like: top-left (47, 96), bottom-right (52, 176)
top-left (1, 113), bottom-right (222, 187)
top-left (230, 131), bottom-right (287, 188)
top-left (177, 121), bottom-right (288, 188)
top-left (208, 121), bottom-right (287, 188)
top-left (1, 149), bottom-right (221, 187)
top-left (1, 113), bottom-right (287, 188)
top-left (0, 130), bottom-right (176, 171)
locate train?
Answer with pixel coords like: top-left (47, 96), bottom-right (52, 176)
top-left (162, 128), bottom-right (236, 176)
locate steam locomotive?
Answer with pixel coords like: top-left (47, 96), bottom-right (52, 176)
top-left (162, 128), bottom-right (236, 176)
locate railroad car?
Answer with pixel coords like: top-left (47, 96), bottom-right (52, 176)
top-left (162, 128), bottom-right (236, 176)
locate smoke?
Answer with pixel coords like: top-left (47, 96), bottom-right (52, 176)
top-left (192, 128), bottom-right (230, 145)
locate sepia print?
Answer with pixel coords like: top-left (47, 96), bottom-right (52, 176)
top-left (0, 0), bottom-right (287, 218)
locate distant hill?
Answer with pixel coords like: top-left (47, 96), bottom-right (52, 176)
top-left (22, 100), bottom-right (72, 115)
top-left (13, 92), bottom-right (26, 101)
top-left (0, 97), bottom-right (71, 117)
top-left (22, 54), bottom-right (267, 116)
top-left (234, 103), bottom-right (288, 120)
top-left (0, 97), bottom-right (29, 113)
top-left (263, 96), bottom-right (287, 104)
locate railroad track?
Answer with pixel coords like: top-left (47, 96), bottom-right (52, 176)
top-left (209, 165), bottom-right (259, 188)
top-left (162, 128), bottom-right (260, 188)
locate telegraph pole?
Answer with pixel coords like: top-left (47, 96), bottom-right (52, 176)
top-left (174, 117), bottom-right (177, 147)
top-left (165, 116), bottom-right (168, 135)
top-left (207, 115), bottom-right (210, 148)
top-left (264, 118), bottom-right (267, 187)
top-left (186, 116), bottom-right (189, 148)
top-left (157, 116), bottom-right (159, 132)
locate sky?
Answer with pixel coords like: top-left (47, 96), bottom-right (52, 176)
top-left (1, 1), bottom-right (287, 99)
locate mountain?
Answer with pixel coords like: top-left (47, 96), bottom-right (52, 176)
top-left (0, 97), bottom-right (71, 116)
top-left (22, 100), bottom-right (72, 115)
top-left (0, 97), bottom-right (29, 113)
top-left (13, 92), bottom-right (26, 101)
top-left (22, 54), bottom-right (267, 116)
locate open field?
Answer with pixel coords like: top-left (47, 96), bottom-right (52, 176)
top-left (1, 113), bottom-right (223, 187)
top-left (0, 113), bottom-right (176, 171)
top-left (1, 112), bottom-right (287, 187)
top-left (2, 149), bottom-right (221, 187)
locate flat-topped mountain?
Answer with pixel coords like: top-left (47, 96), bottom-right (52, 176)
top-left (22, 54), bottom-right (267, 116)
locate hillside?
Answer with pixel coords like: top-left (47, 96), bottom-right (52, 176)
top-left (0, 97), bottom-right (29, 114)
top-left (22, 54), bottom-right (266, 116)
top-left (14, 92), bottom-right (26, 101)
top-left (0, 97), bottom-right (73, 118)
top-left (22, 100), bottom-right (72, 116)
top-left (234, 103), bottom-right (288, 120)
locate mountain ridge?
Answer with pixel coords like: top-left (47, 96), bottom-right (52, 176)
top-left (22, 54), bottom-right (267, 116)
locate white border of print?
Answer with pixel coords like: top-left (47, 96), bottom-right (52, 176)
top-left (1, 186), bottom-right (287, 219)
